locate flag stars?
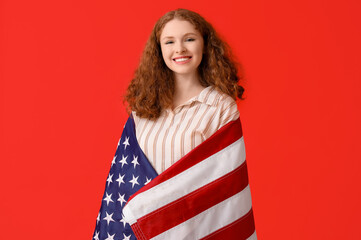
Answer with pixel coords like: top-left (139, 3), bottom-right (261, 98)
top-left (122, 233), bottom-right (131, 240)
top-left (111, 155), bottom-right (117, 167)
top-left (119, 155), bottom-right (128, 168)
top-left (117, 193), bottom-right (126, 206)
top-left (103, 212), bottom-right (115, 226)
top-left (131, 155), bottom-right (139, 169)
top-left (95, 122), bottom-right (159, 239)
top-left (129, 174), bottom-right (140, 188)
top-left (106, 174), bottom-right (113, 186)
top-left (103, 192), bottom-right (114, 206)
top-left (105, 232), bottom-right (116, 240)
top-left (96, 212), bottom-right (100, 224)
top-left (93, 231), bottom-right (100, 240)
top-left (145, 177), bottom-right (152, 185)
top-left (123, 136), bottom-right (130, 150)
top-left (116, 173), bottom-right (125, 187)
top-left (120, 214), bottom-right (128, 227)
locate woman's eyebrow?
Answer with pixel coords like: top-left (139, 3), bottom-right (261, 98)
top-left (161, 32), bottom-right (198, 40)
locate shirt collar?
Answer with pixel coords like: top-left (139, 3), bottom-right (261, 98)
top-left (166, 86), bottom-right (219, 114)
top-left (193, 86), bottom-right (220, 106)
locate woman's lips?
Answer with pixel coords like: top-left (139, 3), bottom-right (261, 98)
top-left (173, 56), bottom-right (192, 64)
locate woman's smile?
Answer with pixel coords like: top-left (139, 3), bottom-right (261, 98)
top-left (173, 56), bottom-right (192, 64)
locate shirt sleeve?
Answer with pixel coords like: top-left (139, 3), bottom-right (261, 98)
top-left (217, 95), bottom-right (240, 129)
top-left (202, 93), bottom-right (240, 139)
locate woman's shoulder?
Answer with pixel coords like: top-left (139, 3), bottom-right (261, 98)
top-left (199, 87), bottom-right (239, 137)
top-left (208, 87), bottom-right (238, 110)
top-left (131, 110), bottom-right (165, 128)
top-left (213, 87), bottom-right (240, 122)
top-left (131, 111), bottom-right (141, 127)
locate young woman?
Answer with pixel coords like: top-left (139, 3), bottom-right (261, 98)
top-left (125, 9), bottom-right (243, 174)
top-left (93, 8), bottom-right (256, 240)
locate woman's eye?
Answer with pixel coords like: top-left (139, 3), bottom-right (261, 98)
top-left (186, 38), bottom-right (195, 42)
top-left (165, 41), bottom-right (173, 44)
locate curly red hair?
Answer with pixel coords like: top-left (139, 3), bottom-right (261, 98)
top-left (125, 8), bottom-right (244, 120)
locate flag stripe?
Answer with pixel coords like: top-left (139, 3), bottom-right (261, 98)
top-left (132, 223), bottom-right (146, 240)
top-left (247, 230), bottom-right (258, 240)
top-left (127, 119), bottom-right (243, 201)
top-left (200, 208), bottom-right (255, 240)
top-left (123, 136), bottom-right (246, 225)
top-left (138, 162), bottom-right (250, 238)
top-left (149, 185), bottom-right (253, 240)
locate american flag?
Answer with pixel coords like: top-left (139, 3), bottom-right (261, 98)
top-left (92, 116), bottom-right (158, 240)
top-left (93, 117), bottom-right (256, 240)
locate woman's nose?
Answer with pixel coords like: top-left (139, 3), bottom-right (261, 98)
top-left (175, 42), bottom-right (186, 53)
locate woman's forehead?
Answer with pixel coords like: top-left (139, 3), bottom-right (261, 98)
top-left (160, 19), bottom-right (201, 39)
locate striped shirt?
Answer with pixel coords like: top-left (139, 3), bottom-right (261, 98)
top-left (132, 86), bottom-right (240, 174)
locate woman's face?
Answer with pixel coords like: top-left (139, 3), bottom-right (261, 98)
top-left (159, 19), bottom-right (204, 79)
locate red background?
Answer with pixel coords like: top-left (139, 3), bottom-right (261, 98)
top-left (1, 0), bottom-right (360, 239)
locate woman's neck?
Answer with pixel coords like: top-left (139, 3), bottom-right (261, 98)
top-left (172, 72), bottom-right (205, 110)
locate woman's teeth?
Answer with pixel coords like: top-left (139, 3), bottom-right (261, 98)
top-left (174, 57), bottom-right (191, 62)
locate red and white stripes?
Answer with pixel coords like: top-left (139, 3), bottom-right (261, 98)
top-left (123, 119), bottom-right (256, 240)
